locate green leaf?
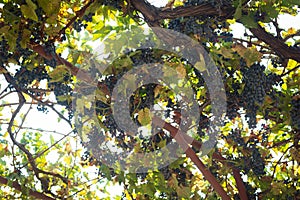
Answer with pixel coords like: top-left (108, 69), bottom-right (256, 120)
top-left (284, 0), bottom-right (300, 6)
top-left (6, 31), bottom-right (17, 51)
top-left (49, 65), bottom-right (70, 82)
top-left (21, 3), bottom-right (38, 21)
top-left (3, 4), bottom-right (21, 23)
top-left (20, 29), bottom-right (31, 49)
top-left (25, 0), bottom-right (37, 9)
top-left (177, 185), bottom-right (191, 199)
top-left (234, 6), bottom-right (242, 20)
top-left (240, 13), bottom-right (258, 28)
top-left (100, 165), bottom-right (112, 181)
top-left (0, 26), bottom-right (10, 35)
top-left (137, 108), bottom-right (152, 126)
top-left (37, 0), bottom-right (60, 16)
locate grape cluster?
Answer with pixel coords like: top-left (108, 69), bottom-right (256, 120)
top-left (168, 16), bottom-right (217, 41)
top-left (226, 91), bottom-right (240, 120)
top-left (37, 104), bottom-right (48, 113)
top-left (102, 0), bottom-right (122, 9)
top-left (184, 0), bottom-right (210, 6)
top-left (240, 63), bottom-right (281, 127)
top-left (219, 32), bottom-right (233, 42)
top-left (250, 147), bottom-right (265, 176)
top-left (82, 13), bottom-right (94, 22)
top-left (73, 19), bottom-right (87, 32)
top-left (48, 81), bottom-right (72, 107)
top-left (14, 32), bottom-right (34, 64)
top-left (184, 17), bottom-right (204, 34)
top-left (290, 97), bottom-right (300, 129)
top-left (0, 38), bottom-right (10, 66)
top-left (168, 18), bottom-right (183, 33)
top-left (15, 67), bottom-right (49, 88)
top-left (173, 166), bottom-right (192, 186)
top-left (73, 12), bottom-right (95, 32)
top-left (226, 129), bottom-right (245, 146)
top-left (130, 48), bottom-right (161, 66)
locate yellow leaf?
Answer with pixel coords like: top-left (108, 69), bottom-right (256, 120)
top-left (286, 59), bottom-right (298, 70)
top-left (65, 142), bottom-right (72, 154)
top-left (282, 82), bottom-right (287, 90)
top-left (125, 190), bottom-right (132, 200)
top-left (3, 132), bottom-right (9, 138)
top-left (64, 156), bottom-right (72, 165)
top-left (287, 27), bottom-right (297, 35)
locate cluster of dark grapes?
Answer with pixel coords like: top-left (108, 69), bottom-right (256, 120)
top-left (290, 97), bottom-right (300, 129)
top-left (48, 81), bottom-right (73, 107)
top-left (226, 129), bottom-right (245, 146)
top-left (37, 104), bottom-right (48, 113)
top-left (225, 129), bottom-right (266, 177)
top-left (43, 42), bottom-right (57, 68)
top-left (0, 38), bottom-right (11, 66)
top-left (240, 63), bottom-right (281, 127)
top-left (254, 11), bottom-right (267, 22)
top-left (159, 166), bottom-right (171, 180)
top-left (82, 13), bottom-right (94, 22)
top-left (14, 67), bottom-right (49, 89)
top-left (168, 18), bottom-right (183, 33)
top-left (130, 48), bottom-right (162, 66)
top-left (234, 183), bottom-right (257, 199)
top-left (173, 166), bottom-right (192, 186)
top-left (219, 31), bottom-right (233, 42)
top-left (184, 0), bottom-right (232, 7)
top-left (168, 16), bottom-right (216, 41)
top-left (73, 19), bottom-right (87, 32)
top-left (196, 114), bottom-right (209, 139)
top-left (184, 0), bottom-right (210, 6)
top-left (226, 91), bottom-right (240, 120)
top-left (30, 23), bottom-right (45, 43)
top-left (14, 32), bottom-right (34, 65)
top-left (102, 0), bottom-right (122, 9)
top-left (250, 147), bottom-right (265, 176)
top-left (184, 17), bottom-right (205, 34)
top-left (73, 12), bottom-right (95, 32)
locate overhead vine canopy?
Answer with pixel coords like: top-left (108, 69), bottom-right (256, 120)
top-left (0, 0), bottom-right (299, 199)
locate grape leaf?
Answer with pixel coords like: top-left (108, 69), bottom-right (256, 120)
top-left (138, 108), bottom-right (152, 126)
top-left (20, 0), bottom-right (38, 21)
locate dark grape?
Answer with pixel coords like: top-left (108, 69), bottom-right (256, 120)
top-left (290, 97), bottom-right (300, 129)
top-left (240, 63), bottom-right (281, 128)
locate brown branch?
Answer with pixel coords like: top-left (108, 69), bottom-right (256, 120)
top-left (212, 152), bottom-right (248, 200)
top-left (152, 114), bottom-right (249, 199)
top-left (152, 116), bottom-right (231, 200)
top-left (131, 0), bottom-right (300, 64)
top-left (1, 66), bottom-right (68, 198)
top-left (130, 0), bottom-right (233, 23)
top-left (0, 176), bottom-right (55, 200)
top-left (250, 25), bottom-right (300, 63)
top-left (27, 42), bottom-right (111, 97)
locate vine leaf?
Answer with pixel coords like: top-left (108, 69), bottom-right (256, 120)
top-left (20, 0), bottom-right (38, 21)
top-left (233, 44), bottom-right (262, 66)
top-left (138, 108), bottom-right (152, 126)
